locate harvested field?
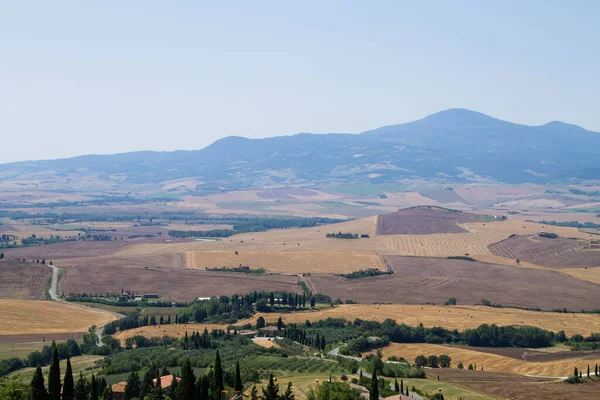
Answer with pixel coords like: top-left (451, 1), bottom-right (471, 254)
top-left (252, 338), bottom-right (282, 349)
top-left (243, 304), bottom-right (600, 336)
top-left (489, 234), bottom-right (600, 268)
top-left (376, 207), bottom-right (480, 235)
top-left (59, 265), bottom-right (302, 302)
top-left (113, 323), bottom-right (229, 342)
top-left (0, 261), bottom-right (50, 299)
top-left (449, 345), bottom-right (600, 363)
top-left (374, 342), bottom-right (599, 377)
top-left (3, 240), bottom-right (133, 261)
top-left (309, 257), bottom-right (600, 310)
top-left (561, 267), bottom-right (600, 285)
top-left (187, 250), bottom-right (383, 274)
top-left (420, 189), bottom-right (470, 204)
top-left (429, 369), bottom-right (600, 400)
top-left (0, 300), bottom-right (117, 336)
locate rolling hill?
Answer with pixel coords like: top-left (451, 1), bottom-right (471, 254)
top-left (2, 109), bottom-right (599, 191)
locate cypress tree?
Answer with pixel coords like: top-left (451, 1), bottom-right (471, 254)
top-left (369, 370), bottom-right (379, 400)
top-left (394, 378), bottom-right (399, 393)
top-left (574, 367), bottom-right (579, 378)
top-left (74, 372), bottom-right (88, 400)
top-left (250, 385), bottom-right (259, 400)
top-left (234, 361), bottom-right (243, 392)
top-left (178, 359), bottom-right (196, 400)
top-left (90, 375), bottom-right (98, 400)
top-left (400, 379), bottom-right (404, 393)
top-left (30, 365), bottom-right (47, 400)
top-left (63, 355), bottom-right (74, 400)
top-left (596, 363), bottom-right (599, 377)
top-left (261, 373), bottom-right (279, 400)
top-left (211, 350), bottom-right (224, 399)
top-left (282, 382), bottom-right (295, 400)
top-left (588, 365), bottom-right (591, 378)
top-left (169, 373), bottom-right (178, 399)
top-left (101, 386), bottom-right (113, 400)
top-left (48, 341), bottom-right (61, 399)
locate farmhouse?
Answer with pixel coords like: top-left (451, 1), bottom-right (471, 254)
top-left (111, 375), bottom-right (180, 399)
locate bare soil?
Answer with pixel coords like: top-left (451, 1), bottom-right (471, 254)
top-left (489, 234), bottom-right (600, 268)
top-left (376, 208), bottom-right (480, 235)
top-left (309, 256), bottom-right (600, 310)
top-left (434, 369), bottom-right (600, 400)
top-left (449, 345), bottom-right (600, 362)
top-left (59, 265), bottom-right (302, 301)
top-left (0, 261), bottom-right (50, 299)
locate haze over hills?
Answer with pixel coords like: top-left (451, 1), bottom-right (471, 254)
top-left (2, 108), bottom-right (599, 191)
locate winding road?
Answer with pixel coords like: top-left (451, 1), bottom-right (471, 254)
top-left (328, 346), bottom-right (423, 400)
top-left (46, 264), bottom-right (125, 345)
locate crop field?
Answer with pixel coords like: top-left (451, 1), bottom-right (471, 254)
top-left (374, 343), bottom-right (600, 377)
top-left (0, 261), bottom-right (50, 299)
top-left (0, 300), bottom-right (117, 336)
top-left (59, 265), bottom-right (302, 301)
top-left (112, 323), bottom-right (231, 342)
top-left (427, 369), bottom-right (600, 400)
top-left (309, 256), bottom-right (600, 310)
top-left (243, 304), bottom-right (600, 336)
top-left (186, 250), bottom-right (383, 274)
top-left (10, 355), bottom-right (103, 381)
top-left (376, 207), bottom-right (480, 235)
top-left (489, 234), bottom-right (600, 269)
top-left (251, 338), bottom-right (282, 349)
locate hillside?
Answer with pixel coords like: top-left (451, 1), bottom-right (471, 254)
top-left (1, 109), bottom-right (599, 191)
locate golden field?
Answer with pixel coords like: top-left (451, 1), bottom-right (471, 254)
top-left (0, 300), bottom-right (118, 336)
top-left (374, 342), bottom-right (595, 377)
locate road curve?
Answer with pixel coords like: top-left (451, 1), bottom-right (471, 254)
top-left (46, 264), bottom-right (124, 345)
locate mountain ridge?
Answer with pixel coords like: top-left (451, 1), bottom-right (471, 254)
top-left (1, 109), bottom-right (599, 190)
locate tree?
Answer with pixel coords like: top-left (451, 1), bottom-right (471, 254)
top-left (588, 365), bottom-right (590, 378)
top-left (310, 297), bottom-right (316, 308)
top-left (276, 317), bottom-right (284, 331)
top-left (468, 363), bottom-right (474, 370)
top-left (250, 385), bottom-right (259, 400)
top-left (439, 354), bottom-right (452, 368)
top-left (178, 359), bottom-right (196, 400)
top-left (256, 316), bottom-right (266, 329)
top-left (124, 372), bottom-right (141, 400)
top-left (211, 350), bottom-right (224, 400)
top-left (306, 382), bottom-right (362, 400)
top-left (141, 364), bottom-right (158, 399)
top-left (414, 355), bottom-right (427, 368)
top-left (169, 373), bottom-right (178, 399)
top-left (74, 373), bottom-right (88, 400)
top-left (261, 373), bottom-right (280, 400)
top-left (444, 297), bottom-right (456, 306)
top-left (394, 378), bottom-right (399, 393)
top-left (282, 382), bottom-right (295, 400)
top-left (234, 361), bottom-right (243, 392)
top-left (101, 386), bottom-right (113, 400)
top-left (0, 253), bottom-right (4, 259)
top-left (596, 363), bottom-right (599, 377)
top-left (400, 379), bottom-right (404, 393)
top-left (48, 341), bottom-right (61, 400)
top-left (427, 355), bottom-right (439, 368)
top-left (30, 365), bottom-right (47, 400)
top-left (574, 367), bottom-right (579, 378)
top-left (457, 361), bottom-right (464, 369)
top-left (369, 370), bottom-right (379, 400)
top-left (90, 375), bottom-right (98, 400)
top-left (62, 355), bottom-right (74, 400)
top-left (269, 292), bottom-right (275, 307)
top-left (255, 298), bottom-right (269, 312)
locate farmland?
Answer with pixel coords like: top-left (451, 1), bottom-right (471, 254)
top-left (116, 304), bottom-right (600, 339)
top-left (59, 265), bottom-right (302, 302)
top-left (373, 342), bottom-right (600, 377)
top-left (489, 234), bottom-right (600, 269)
top-left (309, 256), bottom-right (600, 310)
top-left (0, 300), bottom-right (117, 337)
top-left (376, 207), bottom-right (481, 235)
top-left (0, 261), bottom-right (49, 300)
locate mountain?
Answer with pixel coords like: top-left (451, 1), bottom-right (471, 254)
top-left (1, 109), bottom-right (599, 192)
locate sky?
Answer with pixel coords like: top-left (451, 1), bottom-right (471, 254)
top-left (1, 1), bottom-right (599, 164)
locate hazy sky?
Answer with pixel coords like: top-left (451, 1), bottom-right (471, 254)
top-left (1, 1), bottom-right (598, 164)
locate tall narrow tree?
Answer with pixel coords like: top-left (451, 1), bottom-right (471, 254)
top-left (234, 361), bottom-right (243, 392)
top-left (178, 359), bottom-right (196, 400)
top-left (211, 350), bottom-right (224, 399)
top-left (62, 355), bottom-right (74, 400)
top-left (74, 373), bottom-right (88, 400)
top-left (30, 365), bottom-right (47, 400)
top-left (282, 382), bottom-right (295, 400)
top-left (394, 378), bottom-right (399, 393)
top-left (48, 341), bottom-right (61, 399)
top-left (250, 385), bottom-right (259, 400)
top-left (101, 386), bottom-right (113, 400)
top-left (369, 370), bottom-right (379, 400)
top-left (90, 375), bottom-right (98, 400)
top-left (261, 373), bottom-right (279, 400)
